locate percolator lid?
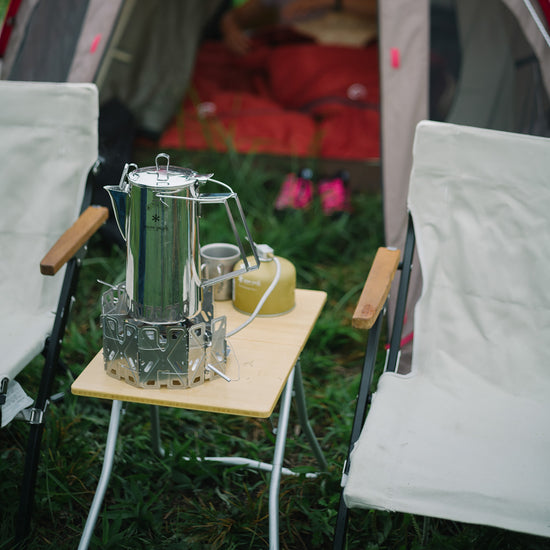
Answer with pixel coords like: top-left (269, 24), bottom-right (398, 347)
top-left (127, 153), bottom-right (200, 188)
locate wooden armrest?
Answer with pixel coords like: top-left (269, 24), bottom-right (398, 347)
top-left (352, 247), bottom-right (401, 330)
top-left (40, 205), bottom-right (109, 276)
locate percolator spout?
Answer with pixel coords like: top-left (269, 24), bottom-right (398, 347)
top-left (104, 162), bottom-right (134, 241)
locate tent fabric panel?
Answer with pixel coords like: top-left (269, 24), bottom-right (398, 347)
top-left (502, 0), bottom-right (550, 97)
top-left (445, 0), bottom-right (516, 130)
top-left (67, 0), bottom-right (125, 84)
top-left (379, 0), bottom-right (429, 250)
top-left (0, 0), bottom-right (37, 78)
top-left (5, 0), bottom-right (89, 82)
top-left (97, 0), bottom-right (222, 134)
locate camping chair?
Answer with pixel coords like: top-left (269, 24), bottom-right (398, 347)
top-left (0, 81), bottom-right (107, 543)
top-left (333, 120), bottom-right (550, 547)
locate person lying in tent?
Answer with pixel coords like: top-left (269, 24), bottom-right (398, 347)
top-left (220, 0), bottom-right (377, 55)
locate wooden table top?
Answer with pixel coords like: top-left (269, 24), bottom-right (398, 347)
top-left (71, 289), bottom-right (326, 418)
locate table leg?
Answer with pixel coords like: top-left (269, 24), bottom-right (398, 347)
top-left (293, 359), bottom-right (328, 471)
top-left (78, 400), bottom-right (123, 550)
top-left (150, 405), bottom-right (165, 458)
top-left (78, 361), bottom-right (324, 550)
top-left (268, 367), bottom-right (295, 550)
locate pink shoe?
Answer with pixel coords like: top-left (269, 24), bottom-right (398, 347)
top-left (318, 176), bottom-right (350, 215)
top-left (275, 172), bottom-right (314, 210)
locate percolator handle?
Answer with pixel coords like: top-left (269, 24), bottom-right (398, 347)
top-left (155, 179), bottom-right (259, 287)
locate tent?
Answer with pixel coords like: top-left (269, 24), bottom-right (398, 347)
top-left (2, 0), bottom-right (549, 265)
top-left (1, 0), bottom-right (383, 194)
top-left (378, 0), bottom-right (550, 367)
top-left (1, 0), bottom-right (224, 134)
top-left (0, 1), bottom-right (380, 148)
top-left (3, 0), bottom-right (548, 151)
top-left (0, 0), bottom-right (223, 244)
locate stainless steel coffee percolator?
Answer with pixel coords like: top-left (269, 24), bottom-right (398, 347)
top-left (100, 153), bottom-right (258, 388)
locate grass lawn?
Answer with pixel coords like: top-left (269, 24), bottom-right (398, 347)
top-left (0, 150), bottom-right (548, 549)
top-left (0, 0), bottom-right (10, 24)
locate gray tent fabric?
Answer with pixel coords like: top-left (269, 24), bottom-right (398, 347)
top-left (445, 0), bottom-right (516, 130)
top-left (1, 0), bottom-right (38, 79)
top-left (502, 0), bottom-right (550, 135)
top-left (2, 0), bottom-right (221, 134)
top-left (4, 0), bottom-right (90, 82)
top-left (503, 0), bottom-right (550, 95)
top-left (96, 0), bottom-right (221, 135)
top-left (379, 0), bottom-right (429, 251)
top-left (67, 0), bottom-right (125, 84)
top-left (446, 0), bottom-right (550, 133)
top-left (1, 0), bottom-right (222, 250)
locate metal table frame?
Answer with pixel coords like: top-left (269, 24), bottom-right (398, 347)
top-left (72, 289), bottom-right (327, 549)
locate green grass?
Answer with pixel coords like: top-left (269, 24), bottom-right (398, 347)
top-left (1, 150), bottom-right (548, 549)
top-left (0, 0), bottom-right (10, 25)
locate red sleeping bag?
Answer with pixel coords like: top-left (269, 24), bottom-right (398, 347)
top-left (160, 36), bottom-right (380, 161)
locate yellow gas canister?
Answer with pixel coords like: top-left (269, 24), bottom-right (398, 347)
top-left (233, 244), bottom-right (296, 316)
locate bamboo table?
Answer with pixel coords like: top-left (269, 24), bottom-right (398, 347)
top-left (72, 289), bottom-right (327, 550)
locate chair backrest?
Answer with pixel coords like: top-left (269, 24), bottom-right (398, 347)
top-left (0, 81), bottom-right (98, 316)
top-left (408, 121), bottom-right (550, 399)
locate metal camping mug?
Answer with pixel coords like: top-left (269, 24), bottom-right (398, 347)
top-left (200, 243), bottom-right (241, 301)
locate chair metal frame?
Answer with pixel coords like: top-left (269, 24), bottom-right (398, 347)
top-left (333, 216), bottom-right (415, 549)
top-left (12, 172), bottom-right (108, 545)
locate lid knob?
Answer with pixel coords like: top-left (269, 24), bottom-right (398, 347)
top-left (155, 153), bottom-right (170, 182)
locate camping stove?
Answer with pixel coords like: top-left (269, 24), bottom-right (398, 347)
top-left (101, 154), bottom-right (258, 388)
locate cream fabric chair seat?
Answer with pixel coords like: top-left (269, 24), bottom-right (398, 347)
top-left (345, 371), bottom-right (550, 535)
top-left (342, 121), bottom-right (550, 538)
top-left (1, 234), bottom-right (66, 386)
